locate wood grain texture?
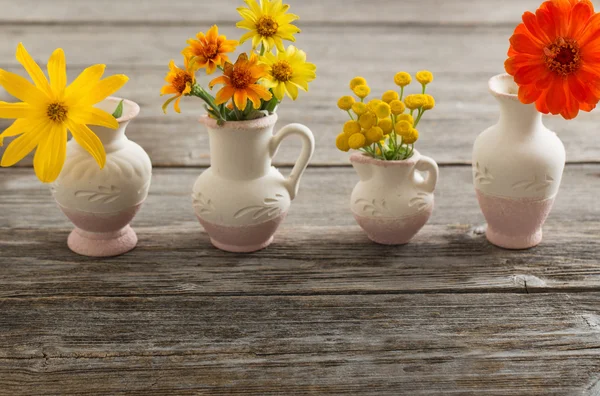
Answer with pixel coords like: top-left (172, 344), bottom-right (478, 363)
top-left (1, 165), bottom-right (599, 297)
top-left (1, 293), bottom-right (599, 395)
top-left (0, 0), bottom-right (542, 24)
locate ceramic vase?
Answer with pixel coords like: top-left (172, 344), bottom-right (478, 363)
top-left (193, 114), bottom-right (315, 253)
top-left (472, 74), bottom-right (565, 249)
top-left (52, 97), bottom-right (152, 257)
top-left (350, 151), bottom-right (438, 245)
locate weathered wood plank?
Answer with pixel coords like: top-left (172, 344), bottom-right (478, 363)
top-left (1, 165), bottom-right (599, 297)
top-left (0, 0), bottom-right (542, 25)
top-left (0, 293), bottom-right (599, 395)
top-left (0, 66), bottom-right (597, 166)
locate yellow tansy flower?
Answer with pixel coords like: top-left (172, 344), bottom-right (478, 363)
top-left (367, 99), bottom-right (382, 112)
top-left (366, 126), bottom-right (384, 143)
top-left (404, 94), bottom-right (427, 110)
top-left (381, 90), bottom-right (399, 103)
top-left (260, 45), bottom-right (316, 101)
top-left (352, 102), bottom-right (368, 116)
top-left (358, 112), bottom-right (377, 129)
top-left (375, 103), bottom-right (391, 119)
top-left (338, 95), bottom-right (355, 111)
top-left (0, 43), bottom-right (128, 183)
top-left (395, 120), bottom-right (412, 136)
top-left (336, 132), bottom-right (350, 152)
top-left (394, 72), bottom-right (412, 87)
top-left (353, 84), bottom-right (370, 99)
top-left (348, 133), bottom-right (366, 149)
top-left (423, 94), bottom-right (435, 110)
top-left (416, 70), bottom-right (434, 85)
top-left (350, 76), bottom-right (367, 90)
top-left (343, 120), bottom-right (361, 137)
top-left (389, 100), bottom-right (406, 115)
top-left (403, 128), bottom-right (419, 144)
top-left (378, 118), bottom-right (393, 135)
top-left (236, 0), bottom-right (301, 52)
top-left (396, 113), bottom-right (414, 124)
top-left (182, 25), bottom-right (238, 75)
top-left (161, 56), bottom-right (196, 114)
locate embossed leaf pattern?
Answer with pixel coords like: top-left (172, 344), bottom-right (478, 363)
top-left (512, 174), bottom-right (554, 192)
top-left (409, 192), bottom-right (430, 211)
top-left (192, 192), bottom-right (215, 215)
top-left (474, 162), bottom-right (494, 185)
top-left (74, 185), bottom-right (121, 204)
top-left (355, 198), bottom-right (390, 217)
top-left (234, 194), bottom-right (284, 221)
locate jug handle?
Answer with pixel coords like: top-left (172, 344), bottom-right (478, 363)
top-left (269, 123), bottom-right (315, 200)
top-left (413, 155), bottom-right (439, 193)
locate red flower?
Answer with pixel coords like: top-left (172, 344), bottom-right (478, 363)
top-left (505, 0), bottom-right (600, 119)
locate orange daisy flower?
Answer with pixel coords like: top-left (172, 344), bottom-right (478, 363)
top-left (161, 57), bottom-right (195, 114)
top-left (183, 25), bottom-right (238, 75)
top-left (505, 0), bottom-right (600, 119)
top-left (209, 53), bottom-right (273, 111)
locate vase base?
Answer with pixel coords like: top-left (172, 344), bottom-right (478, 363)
top-left (210, 236), bottom-right (274, 253)
top-left (352, 206), bottom-right (433, 245)
top-left (67, 225), bottom-right (138, 257)
top-left (486, 226), bottom-right (542, 250)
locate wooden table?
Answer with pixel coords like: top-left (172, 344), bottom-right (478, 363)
top-left (1, 0), bottom-right (600, 394)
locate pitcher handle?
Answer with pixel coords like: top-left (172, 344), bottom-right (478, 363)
top-left (269, 123), bottom-right (315, 200)
top-left (413, 155), bottom-right (439, 193)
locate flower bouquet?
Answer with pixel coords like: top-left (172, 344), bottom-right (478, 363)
top-left (162, 0), bottom-right (316, 253)
top-left (335, 72), bottom-right (439, 245)
top-left (0, 44), bottom-right (152, 257)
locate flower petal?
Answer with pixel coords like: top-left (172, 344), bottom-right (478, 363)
top-left (0, 69), bottom-right (48, 107)
top-left (233, 90), bottom-right (248, 110)
top-left (69, 106), bottom-right (119, 129)
top-left (79, 75), bottom-right (129, 106)
top-left (33, 123), bottom-right (67, 183)
top-left (66, 120), bottom-right (106, 168)
top-left (47, 48), bottom-right (67, 97)
top-left (284, 81), bottom-right (299, 100)
top-left (0, 119), bottom-right (28, 146)
top-left (16, 43), bottom-right (51, 97)
top-left (0, 102), bottom-right (34, 119)
top-left (518, 84), bottom-right (542, 104)
top-left (215, 86), bottom-right (235, 105)
top-left (509, 34), bottom-right (544, 56)
top-left (546, 78), bottom-right (567, 115)
top-left (64, 64), bottom-right (106, 105)
top-left (0, 125), bottom-right (45, 167)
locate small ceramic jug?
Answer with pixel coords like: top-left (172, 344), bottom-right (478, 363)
top-left (193, 114), bottom-right (315, 253)
top-left (473, 74), bottom-right (565, 249)
top-left (350, 151), bottom-right (438, 245)
top-left (52, 97), bottom-right (152, 257)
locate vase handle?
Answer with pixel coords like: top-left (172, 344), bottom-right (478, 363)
top-left (269, 123), bottom-right (315, 200)
top-left (414, 155), bottom-right (439, 193)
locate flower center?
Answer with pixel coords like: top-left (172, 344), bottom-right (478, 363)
top-left (256, 16), bottom-right (279, 37)
top-left (46, 102), bottom-right (68, 123)
top-left (231, 66), bottom-right (253, 89)
top-left (544, 37), bottom-right (581, 76)
top-left (271, 60), bottom-right (293, 82)
top-left (173, 71), bottom-right (193, 94)
top-left (204, 43), bottom-right (219, 59)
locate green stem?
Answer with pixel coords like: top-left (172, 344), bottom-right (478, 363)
top-left (260, 44), bottom-right (266, 56)
top-left (414, 108), bottom-right (425, 128)
top-left (347, 110), bottom-right (355, 120)
top-left (400, 86), bottom-right (404, 101)
top-left (232, 101), bottom-right (243, 120)
top-left (422, 84), bottom-right (426, 94)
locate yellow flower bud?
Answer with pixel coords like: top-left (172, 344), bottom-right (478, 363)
top-left (367, 99), bottom-right (382, 112)
top-left (389, 100), bottom-right (406, 115)
top-left (378, 118), bottom-right (393, 135)
top-left (352, 102), bottom-right (368, 116)
top-left (336, 132), bottom-right (350, 152)
top-left (395, 120), bottom-right (412, 136)
top-left (396, 114), bottom-right (414, 124)
top-left (394, 72), bottom-right (412, 87)
top-left (366, 127), bottom-right (384, 144)
top-left (353, 84), bottom-right (370, 99)
top-left (375, 103), bottom-right (391, 119)
top-left (350, 76), bottom-right (367, 90)
top-left (358, 112), bottom-right (377, 129)
top-left (416, 70), bottom-right (434, 85)
top-left (403, 128), bottom-right (419, 144)
top-left (423, 94), bottom-right (435, 110)
top-left (337, 95), bottom-right (355, 111)
top-left (381, 90), bottom-right (399, 103)
top-left (348, 133), bottom-right (367, 149)
top-left (343, 120), bottom-right (362, 137)
top-left (404, 94), bottom-right (427, 110)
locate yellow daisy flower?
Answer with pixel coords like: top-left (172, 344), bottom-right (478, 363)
top-left (0, 43), bottom-right (128, 183)
top-left (161, 56), bottom-right (196, 114)
top-left (260, 45), bottom-right (316, 101)
top-left (182, 25), bottom-right (238, 75)
top-left (236, 0), bottom-right (301, 52)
